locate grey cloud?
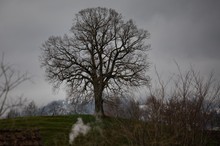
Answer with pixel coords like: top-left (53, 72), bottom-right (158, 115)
top-left (0, 0), bottom-right (219, 105)
top-left (130, 0), bottom-right (220, 60)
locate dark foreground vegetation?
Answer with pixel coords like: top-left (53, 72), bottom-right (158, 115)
top-left (0, 115), bottom-right (219, 146)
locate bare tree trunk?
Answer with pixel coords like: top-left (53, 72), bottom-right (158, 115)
top-left (95, 96), bottom-right (104, 118)
top-left (94, 85), bottom-right (105, 118)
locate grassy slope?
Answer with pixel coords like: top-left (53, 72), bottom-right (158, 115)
top-left (0, 115), bottom-right (95, 146)
top-left (0, 115), bottom-right (131, 146)
top-left (0, 115), bottom-right (219, 146)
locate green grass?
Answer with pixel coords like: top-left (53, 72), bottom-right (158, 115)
top-left (0, 115), bottom-right (137, 146)
top-left (0, 115), bottom-right (95, 146)
top-left (0, 115), bottom-right (219, 146)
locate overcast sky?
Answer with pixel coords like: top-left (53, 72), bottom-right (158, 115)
top-left (1, 0), bottom-right (220, 105)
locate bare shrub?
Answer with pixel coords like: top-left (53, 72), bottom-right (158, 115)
top-left (143, 66), bottom-right (220, 146)
top-left (109, 66), bottom-right (220, 146)
top-left (0, 54), bottom-right (29, 117)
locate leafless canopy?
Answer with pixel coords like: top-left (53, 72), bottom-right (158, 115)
top-left (40, 7), bottom-right (150, 116)
top-left (0, 54), bottom-right (29, 117)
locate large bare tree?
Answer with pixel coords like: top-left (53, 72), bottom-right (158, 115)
top-left (40, 7), bottom-right (150, 118)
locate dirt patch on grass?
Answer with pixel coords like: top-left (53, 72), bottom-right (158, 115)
top-left (0, 129), bottom-right (42, 146)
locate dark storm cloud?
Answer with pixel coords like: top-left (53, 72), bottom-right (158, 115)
top-left (125, 0), bottom-right (220, 60)
top-left (177, 0), bottom-right (220, 59)
top-left (120, 0), bottom-right (220, 80)
top-left (0, 0), bottom-right (219, 104)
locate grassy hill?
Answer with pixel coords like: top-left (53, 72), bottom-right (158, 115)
top-left (0, 115), bottom-right (219, 146)
top-left (0, 115), bottom-right (136, 146)
top-left (0, 115), bottom-right (95, 145)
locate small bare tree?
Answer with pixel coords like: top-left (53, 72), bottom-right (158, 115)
top-left (0, 54), bottom-right (29, 117)
top-left (46, 100), bottom-right (66, 116)
top-left (6, 108), bottom-right (21, 119)
top-left (40, 7), bottom-right (150, 118)
top-left (22, 101), bottom-right (38, 117)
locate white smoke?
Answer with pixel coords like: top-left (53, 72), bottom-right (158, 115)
top-left (69, 117), bottom-right (91, 145)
